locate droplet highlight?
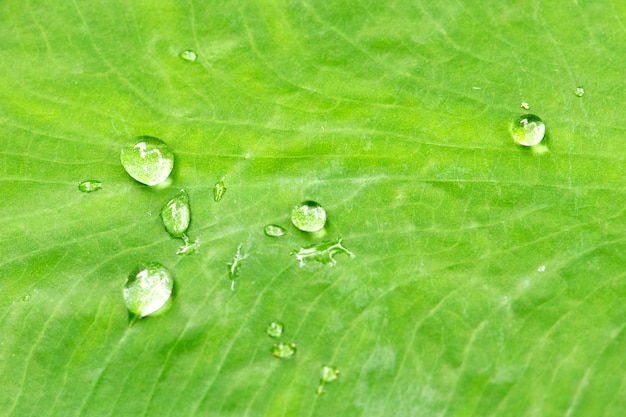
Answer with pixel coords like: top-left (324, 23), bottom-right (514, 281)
top-left (161, 190), bottom-right (191, 238)
top-left (123, 263), bottom-right (173, 325)
top-left (179, 50), bottom-right (197, 62)
top-left (272, 342), bottom-right (296, 359)
top-left (574, 86), bottom-right (585, 97)
top-left (120, 136), bottom-right (174, 186)
top-left (267, 321), bottom-right (284, 338)
top-left (316, 365), bottom-right (340, 395)
top-left (291, 201), bottom-right (326, 232)
top-left (292, 237), bottom-right (354, 267)
top-left (78, 180), bottom-right (103, 193)
top-left (511, 114), bottom-right (546, 147)
top-left (264, 224), bottom-right (286, 237)
top-left (213, 180), bottom-right (226, 202)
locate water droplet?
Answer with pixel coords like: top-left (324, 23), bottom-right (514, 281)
top-left (264, 224), bottom-right (286, 237)
top-left (213, 180), bottom-right (226, 202)
top-left (161, 190), bottom-right (190, 238)
top-left (176, 234), bottom-right (199, 256)
top-left (292, 237), bottom-right (354, 267)
top-left (120, 136), bottom-right (174, 186)
top-left (291, 201), bottom-right (326, 232)
top-left (511, 114), bottom-right (546, 147)
top-left (123, 263), bottom-right (173, 325)
top-left (574, 86), bottom-right (585, 97)
top-left (78, 180), bottom-right (103, 193)
top-left (22, 294), bottom-right (32, 302)
top-left (179, 50), bottom-right (197, 62)
top-left (228, 244), bottom-right (245, 290)
top-left (316, 365), bottom-right (340, 395)
top-left (520, 102), bottom-right (530, 110)
top-left (272, 342), bottom-right (296, 359)
top-left (267, 321), bottom-right (284, 338)
top-left (538, 265), bottom-right (546, 272)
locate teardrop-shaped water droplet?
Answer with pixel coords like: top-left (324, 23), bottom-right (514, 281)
top-left (123, 263), bottom-right (173, 325)
top-left (511, 114), bottom-right (546, 147)
top-left (267, 321), bottom-right (284, 338)
top-left (316, 365), bottom-right (340, 395)
top-left (264, 224), bottom-right (286, 237)
top-left (213, 180), bottom-right (226, 202)
top-left (161, 190), bottom-right (191, 238)
top-left (180, 50), bottom-right (197, 62)
top-left (272, 342), bottom-right (296, 359)
top-left (78, 180), bottom-right (103, 193)
top-left (120, 136), bottom-right (174, 186)
top-left (291, 201), bottom-right (326, 232)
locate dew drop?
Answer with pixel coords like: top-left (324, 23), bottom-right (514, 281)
top-left (120, 136), bottom-right (174, 186)
top-left (78, 180), bottom-right (103, 193)
top-left (291, 201), bottom-right (326, 232)
top-left (179, 50), bottom-right (197, 62)
top-left (316, 365), bottom-right (340, 395)
top-left (511, 114), bottom-right (546, 147)
top-left (574, 86), bottom-right (585, 97)
top-left (161, 189), bottom-right (191, 238)
top-left (264, 224), bottom-right (286, 237)
top-left (292, 237), bottom-right (354, 267)
top-left (22, 294), bottom-right (32, 302)
top-left (123, 262), bottom-right (173, 325)
top-left (267, 321), bottom-right (284, 338)
top-left (272, 342), bottom-right (296, 359)
top-left (538, 265), bottom-right (546, 272)
top-left (213, 180), bottom-right (226, 202)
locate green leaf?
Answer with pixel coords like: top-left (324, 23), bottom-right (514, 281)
top-left (1, 1), bottom-right (625, 416)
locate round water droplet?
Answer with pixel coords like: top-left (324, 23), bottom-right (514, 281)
top-left (538, 265), bottom-right (546, 272)
top-left (291, 201), bottom-right (326, 232)
top-left (267, 321), bottom-right (284, 338)
top-left (22, 294), bottom-right (32, 302)
top-left (574, 86), bottom-right (584, 97)
top-left (180, 50), bottom-right (197, 62)
top-left (321, 365), bottom-right (340, 383)
top-left (78, 180), bottom-right (103, 193)
top-left (272, 342), bottom-right (296, 359)
top-left (264, 224), bottom-right (286, 237)
top-left (120, 136), bottom-right (174, 186)
top-left (161, 190), bottom-right (191, 238)
top-left (511, 114), bottom-right (545, 147)
top-left (123, 263), bottom-right (173, 324)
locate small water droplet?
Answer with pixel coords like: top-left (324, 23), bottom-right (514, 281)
top-left (213, 180), bottom-right (226, 202)
top-left (520, 102), bottom-right (530, 110)
top-left (511, 114), bottom-right (546, 147)
top-left (228, 244), bottom-right (245, 290)
top-left (574, 86), bottom-right (585, 97)
top-left (123, 263), bottom-right (173, 325)
top-left (176, 234), bottom-right (199, 256)
top-left (78, 180), bottom-right (103, 193)
top-left (292, 237), bottom-right (354, 267)
top-left (179, 50), bottom-right (197, 62)
top-left (264, 224), bottom-right (286, 237)
top-left (22, 294), bottom-right (32, 302)
top-left (267, 321), bottom-right (284, 338)
top-left (538, 265), bottom-right (546, 272)
top-left (316, 365), bottom-right (340, 395)
top-left (161, 190), bottom-right (191, 238)
top-left (291, 201), bottom-right (326, 232)
top-left (120, 136), bottom-right (174, 186)
top-left (272, 342), bottom-right (296, 359)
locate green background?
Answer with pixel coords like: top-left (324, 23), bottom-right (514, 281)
top-left (1, 0), bottom-right (625, 416)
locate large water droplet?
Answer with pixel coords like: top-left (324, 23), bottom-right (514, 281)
top-left (264, 224), bottom-right (286, 237)
top-left (180, 50), bottom-right (197, 62)
top-left (267, 321), bottom-right (284, 338)
top-left (213, 180), bottom-right (226, 202)
top-left (291, 201), bottom-right (326, 232)
top-left (272, 342), bottom-right (296, 359)
top-left (511, 114), bottom-right (546, 147)
top-left (316, 365), bottom-right (340, 395)
top-left (228, 244), bottom-right (245, 290)
top-left (78, 180), bottom-right (103, 193)
top-left (292, 237), bottom-right (354, 267)
top-left (574, 86), bottom-right (585, 97)
top-left (161, 190), bottom-right (190, 238)
top-left (123, 263), bottom-right (173, 325)
top-left (120, 136), bottom-right (174, 186)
